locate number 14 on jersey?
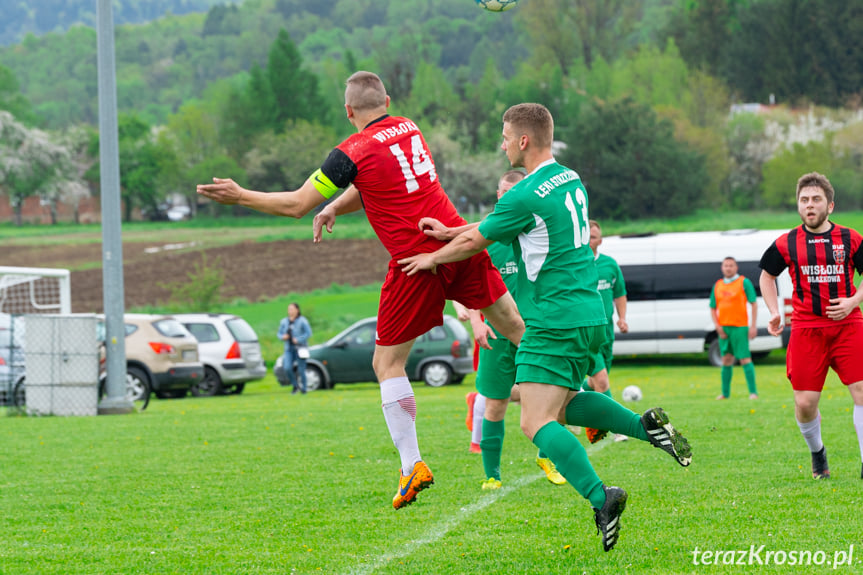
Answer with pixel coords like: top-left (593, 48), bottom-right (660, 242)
top-left (389, 135), bottom-right (437, 193)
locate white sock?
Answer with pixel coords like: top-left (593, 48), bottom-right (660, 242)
top-left (853, 405), bottom-right (863, 462)
top-left (380, 377), bottom-right (421, 474)
top-left (471, 394), bottom-right (486, 445)
top-left (797, 413), bottom-right (824, 453)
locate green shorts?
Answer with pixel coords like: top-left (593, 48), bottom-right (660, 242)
top-left (718, 325), bottom-right (751, 360)
top-left (475, 325), bottom-right (518, 400)
top-left (515, 324), bottom-right (606, 389)
top-left (588, 322), bottom-right (615, 376)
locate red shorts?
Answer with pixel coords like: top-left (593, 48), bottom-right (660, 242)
top-left (786, 322), bottom-right (863, 392)
top-left (376, 250), bottom-right (507, 346)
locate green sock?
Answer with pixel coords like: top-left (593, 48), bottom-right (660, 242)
top-left (565, 391), bottom-right (648, 441)
top-left (580, 378), bottom-right (613, 398)
top-left (533, 421), bottom-right (605, 508)
top-left (721, 365), bottom-right (732, 397)
top-left (743, 363), bottom-right (757, 395)
top-left (480, 418), bottom-right (504, 481)
top-left (537, 448), bottom-right (547, 459)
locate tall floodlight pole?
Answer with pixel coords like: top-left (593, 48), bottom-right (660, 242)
top-left (96, 0), bottom-right (132, 414)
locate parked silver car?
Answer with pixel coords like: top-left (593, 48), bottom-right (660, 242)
top-left (174, 313), bottom-right (266, 396)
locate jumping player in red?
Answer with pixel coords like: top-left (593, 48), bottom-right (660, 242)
top-left (197, 71), bottom-right (524, 508)
top-left (760, 172), bottom-right (863, 480)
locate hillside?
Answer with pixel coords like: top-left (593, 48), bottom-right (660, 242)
top-left (0, 0), bottom-right (240, 46)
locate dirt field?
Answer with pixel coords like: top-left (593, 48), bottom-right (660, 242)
top-left (2, 239), bottom-right (391, 312)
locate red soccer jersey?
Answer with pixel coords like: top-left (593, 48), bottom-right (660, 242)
top-left (321, 115), bottom-right (465, 258)
top-left (760, 223), bottom-right (863, 327)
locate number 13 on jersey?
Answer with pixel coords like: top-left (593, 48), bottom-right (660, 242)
top-left (564, 189), bottom-right (590, 247)
top-left (389, 135), bottom-right (437, 193)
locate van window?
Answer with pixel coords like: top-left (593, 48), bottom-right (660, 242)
top-left (620, 260), bottom-right (769, 301)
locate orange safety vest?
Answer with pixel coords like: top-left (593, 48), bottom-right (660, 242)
top-left (713, 276), bottom-right (750, 327)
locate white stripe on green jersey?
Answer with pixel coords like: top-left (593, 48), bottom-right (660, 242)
top-left (478, 160), bottom-right (606, 329)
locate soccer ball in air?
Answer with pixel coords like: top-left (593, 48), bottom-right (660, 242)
top-left (621, 385), bottom-right (643, 402)
top-left (476, 0), bottom-right (520, 12)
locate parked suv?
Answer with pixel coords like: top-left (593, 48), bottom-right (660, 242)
top-left (275, 315), bottom-right (473, 391)
top-left (174, 313), bottom-right (266, 396)
top-left (98, 314), bottom-right (203, 401)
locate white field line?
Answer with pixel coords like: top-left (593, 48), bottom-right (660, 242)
top-left (344, 441), bottom-right (611, 575)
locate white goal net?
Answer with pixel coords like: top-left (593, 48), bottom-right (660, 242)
top-left (1, 266), bottom-right (72, 407)
top-left (0, 266), bottom-right (71, 315)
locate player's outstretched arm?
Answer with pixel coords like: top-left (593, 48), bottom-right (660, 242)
top-left (196, 177), bottom-right (323, 219)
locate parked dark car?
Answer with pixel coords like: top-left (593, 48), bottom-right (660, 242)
top-left (275, 315), bottom-right (473, 391)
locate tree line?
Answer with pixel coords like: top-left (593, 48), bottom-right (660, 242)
top-left (1, 0), bottom-right (862, 225)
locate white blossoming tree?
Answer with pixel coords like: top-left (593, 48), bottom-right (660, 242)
top-left (0, 110), bottom-right (87, 225)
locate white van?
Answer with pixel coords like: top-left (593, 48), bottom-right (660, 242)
top-left (598, 229), bottom-right (794, 365)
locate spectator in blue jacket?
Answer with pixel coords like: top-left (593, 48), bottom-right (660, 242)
top-left (278, 303), bottom-right (313, 394)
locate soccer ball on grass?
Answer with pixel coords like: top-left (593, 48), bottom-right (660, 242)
top-left (621, 385), bottom-right (643, 402)
top-left (476, 0), bottom-right (520, 12)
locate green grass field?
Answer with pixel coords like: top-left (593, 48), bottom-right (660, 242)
top-left (2, 357), bottom-right (862, 575)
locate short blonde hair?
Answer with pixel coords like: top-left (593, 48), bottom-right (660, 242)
top-left (345, 71), bottom-right (387, 112)
top-left (502, 103), bottom-right (554, 149)
top-left (500, 169), bottom-right (525, 185)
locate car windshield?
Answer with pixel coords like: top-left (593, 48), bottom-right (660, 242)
top-left (153, 319), bottom-right (190, 338)
top-left (226, 318), bottom-right (258, 343)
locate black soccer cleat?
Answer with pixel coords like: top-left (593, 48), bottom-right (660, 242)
top-left (642, 407), bottom-right (692, 467)
top-left (593, 485), bottom-right (628, 552)
top-left (811, 446), bottom-right (830, 479)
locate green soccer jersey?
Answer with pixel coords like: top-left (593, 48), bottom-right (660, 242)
top-left (594, 252), bottom-right (626, 323)
top-left (487, 241), bottom-right (519, 295)
top-left (478, 160), bottom-right (606, 329)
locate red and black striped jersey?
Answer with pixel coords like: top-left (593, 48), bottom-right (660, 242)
top-left (760, 223), bottom-right (863, 326)
top-left (320, 115), bottom-right (465, 259)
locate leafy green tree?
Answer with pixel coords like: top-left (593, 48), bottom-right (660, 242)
top-left (663, 0), bottom-right (744, 78)
top-left (267, 29), bottom-right (327, 130)
top-left (242, 120), bottom-right (336, 193)
top-left (97, 113), bottom-right (180, 222)
top-left (404, 61), bottom-right (460, 128)
top-left (520, 0), bottom-right (643, 72)
top-left (0, 64), bottom-right (35, 125)
top-left (762, 139), bottom-right (837, 209)
top-left (559, 98), bottom-right (709, 220)
top-left (424, 127), bottom-right (508, 212)
top-left (724, 112), bottom-right (771, 208)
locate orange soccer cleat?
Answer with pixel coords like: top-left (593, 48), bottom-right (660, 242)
top-left (392, 461), bottom-right (435, 510)
top-left (585, 427), bottom-right (609, 444)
